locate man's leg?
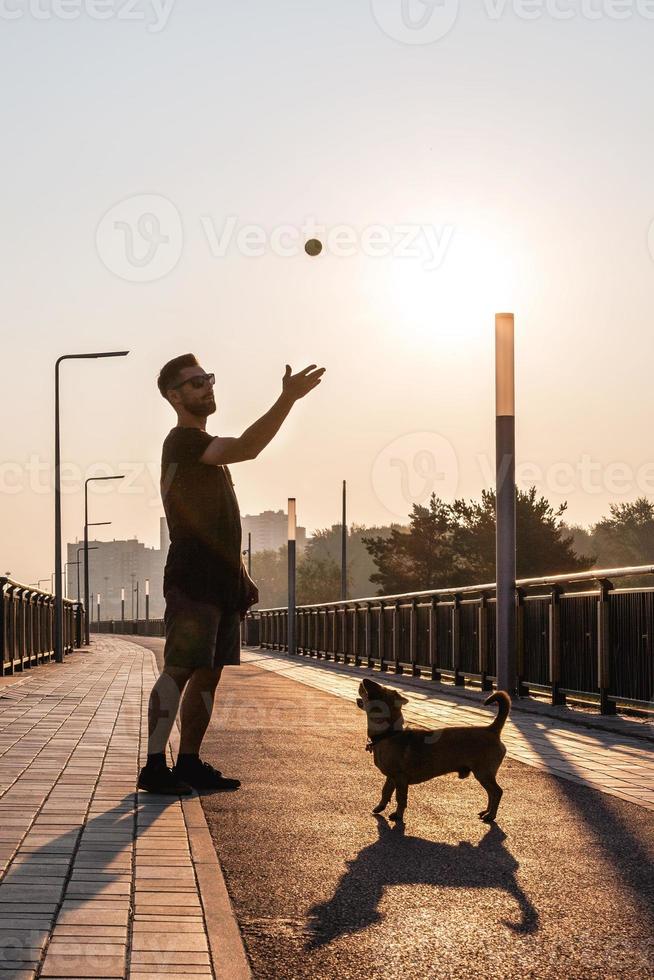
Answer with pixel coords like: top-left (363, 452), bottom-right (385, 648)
top-left (177, 665), bottom-right (223, 754)
top-left (147, 665), bottom-right (194, 755)
top-left (138, 665), bottom-right (195, 795)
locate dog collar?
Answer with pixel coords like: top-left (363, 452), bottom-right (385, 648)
top-left (366, 729), bottom-right (401, 753)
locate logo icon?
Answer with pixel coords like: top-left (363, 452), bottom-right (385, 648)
top-left (96, 194), bottom-right (183, 283)
top-left (371, 0), bottom-right (460, 44)
top-left (371, 431), bottom-right (459, 518)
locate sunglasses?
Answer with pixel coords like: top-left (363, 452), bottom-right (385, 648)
top-left (171, 372), bottom-right (215, 391)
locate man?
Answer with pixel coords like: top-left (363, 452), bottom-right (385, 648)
top-left (137, 354), bottom-right (325, 794)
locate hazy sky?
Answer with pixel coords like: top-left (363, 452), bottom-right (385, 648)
top-left (2, 0), bottom-right (654, 586)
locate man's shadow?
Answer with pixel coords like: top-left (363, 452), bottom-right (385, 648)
top-left (307, 817), bottom-right (538, 948)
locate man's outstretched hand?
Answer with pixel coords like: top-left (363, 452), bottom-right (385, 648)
top-left (283, 364), bottom-right (326, 400)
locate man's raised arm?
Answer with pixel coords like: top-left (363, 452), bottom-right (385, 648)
top-left (200, 363), bottom-right (325, 466)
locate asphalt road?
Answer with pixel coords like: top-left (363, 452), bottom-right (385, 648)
top-left (134, 637), bottom-right (654, 980)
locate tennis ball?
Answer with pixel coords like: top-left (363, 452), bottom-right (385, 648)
top-left (305, 239), bottom-right (323, 257)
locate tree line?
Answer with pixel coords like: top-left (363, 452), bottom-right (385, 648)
top-left (247, 492), bottom-right (654, 607)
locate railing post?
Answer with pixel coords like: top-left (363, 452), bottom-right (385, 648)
top-left (478, 593), bottom-right (492, 691)
top-left (409, 597), bottom-right (418, 676)
top-left (365, 601), bottom-right (372, 668)
top-left (597, 578), bottom-right (615, 715)
top-left (516, 588), bottom-right (528, 696)
top-left (549, 585), bottom-right (565, 705)
top-left (351, 603), bottom-right (358, 666)
top-left (429, 595), bottom-right (440, 682)
top-left (315, 608), bottom-right (323, 659)
top-left (452, 594), bottom-right (464, 686)
top-left (378, 601), bottom-right (386, 670)
top-left (393, 599), bottom-right (401, 674)
top-left (0, 580), bottom-right (6, 677)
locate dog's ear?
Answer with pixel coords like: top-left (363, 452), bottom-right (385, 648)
top-left (396, 694), bottom-right (409, 706)
top-left (362, 677), bottom-right (381, 694)
top-left (356, 698), bottom-right (364, 710)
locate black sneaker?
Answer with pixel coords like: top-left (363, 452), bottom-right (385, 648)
top-left (138, 763), bottom-right (193, 796)
top-left (173, 759), bottom-right (241, 791)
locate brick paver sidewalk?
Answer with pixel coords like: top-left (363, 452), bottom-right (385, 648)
top-left (0, 637), bottom-right (249, 980)
top-left (243, 648), bottom-right (654, 812)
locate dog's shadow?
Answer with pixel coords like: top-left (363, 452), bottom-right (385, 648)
top-left (307, 817), bottom-right (538, 947)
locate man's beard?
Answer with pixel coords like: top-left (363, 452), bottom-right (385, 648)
top-left (187, 397), bottom-right (216, 417)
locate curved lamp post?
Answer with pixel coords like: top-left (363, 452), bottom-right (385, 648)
top-left (54, 351), bottom-right (129, 662)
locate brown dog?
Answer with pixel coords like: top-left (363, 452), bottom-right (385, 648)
top-left (356, 677), bottom-right (510, 824)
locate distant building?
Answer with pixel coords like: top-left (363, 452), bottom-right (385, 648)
top-left (67, 518), bottom-right (167, 621)
top-left (69, 508), bottom-right (306, 620)
top-left (241, 509), bottom-right (307, 555)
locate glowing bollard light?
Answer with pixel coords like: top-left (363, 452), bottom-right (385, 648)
top-left (288, 498), bottom-right (297, 657)
top-left (495, 313), bottom-right (517, 695)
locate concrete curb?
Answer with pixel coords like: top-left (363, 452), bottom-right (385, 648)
top-left (182, 795), bottom-right (253, 980)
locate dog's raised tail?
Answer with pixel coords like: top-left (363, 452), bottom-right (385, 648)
top-left (484, 690), bottom-right (511, 733)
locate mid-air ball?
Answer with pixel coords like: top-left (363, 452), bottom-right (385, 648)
top-left (304, 239), bottom-right (323, 257)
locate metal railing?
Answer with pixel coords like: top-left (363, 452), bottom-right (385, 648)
top-left (0, 578), bottom-right (85, 674)
top-left (245, 565), bottom-right (654, 715)
top-left (91, 619), bottom-right (164, 637)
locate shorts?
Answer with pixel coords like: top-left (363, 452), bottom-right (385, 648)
top-left (163, 585), bottom-right (242, 670)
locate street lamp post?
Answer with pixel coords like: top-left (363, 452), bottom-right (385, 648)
top-left (76, 545), bottom-right (97, 603)
top-left (84, 474), bottom-right (125, 645)
top-left (54, 351), bottom-right (128, 661)
top-left (247, 532), bottom-right (252, 576)
top-left (64, 561), bottom-right (79, 599)
top-left (288, 498), bottom-right (297, 657)
top-left (495, 313), bottom-right (517, 695)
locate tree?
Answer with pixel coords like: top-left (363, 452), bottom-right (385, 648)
top-left (250, 546), bottom-right (288, 609)
top-left (588, 498), bottom-right (654, 569)
top-left (452, 487), bottom-right (595, 581)
top-left (304, 523), bottom-right (398, 598)
top-left (363, 487), bottom-right (595, 595)
top-left (297, 557), bottom-right (342, 605)
top-left (363, 496), bottom-right (462, 595)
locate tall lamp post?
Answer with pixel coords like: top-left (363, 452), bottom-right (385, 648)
top-left (341, 479), bottom-right (347, 601)
top-left (495, 313), bottom-right (517, 695)
top-left (288, 498), bottom-right (297, 657)
top-left (64, 561), bottom-right (79, 599)
top-left (77, 545), bottom-right (97, 603)
top-left (84, 475), bottom-right (125, 645)
top-left (55, 351), bottom-right (129, 661)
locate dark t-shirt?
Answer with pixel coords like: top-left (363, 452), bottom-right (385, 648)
top-left (161, 427), bottom-right (243, 609)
